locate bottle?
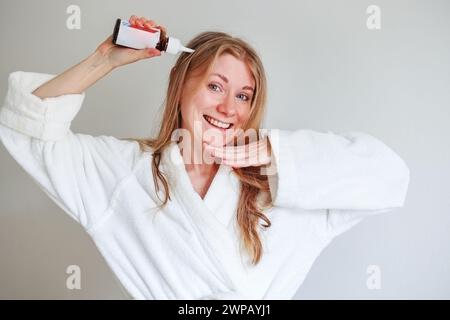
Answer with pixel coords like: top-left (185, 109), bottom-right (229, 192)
top-left (112, 18), bottom-right (194, 54)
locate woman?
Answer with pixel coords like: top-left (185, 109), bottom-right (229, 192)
top-left (0, 15), bottom-right (410, 299)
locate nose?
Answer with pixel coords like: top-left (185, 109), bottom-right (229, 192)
top-left (216, 92), bottom-right (236, 117)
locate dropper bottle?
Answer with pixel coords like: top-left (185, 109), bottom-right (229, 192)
top-left (112, 18), bottom-right (195, 54)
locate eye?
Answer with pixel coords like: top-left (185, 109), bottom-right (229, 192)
top-left (237, 93), bottom-right (250, 102)
top-left (208, 83), bottom-right (222, 92)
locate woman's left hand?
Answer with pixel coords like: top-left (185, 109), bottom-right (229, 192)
top-left (203, 137), bottom-right (272, 168)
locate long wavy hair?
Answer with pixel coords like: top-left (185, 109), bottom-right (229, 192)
top-left (122, 31), bottom-right (274, 265)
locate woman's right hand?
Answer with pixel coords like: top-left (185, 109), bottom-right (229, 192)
top-left (95, 15), bottom-right (167, 69)
top-left (32, 15), bottom-right (166, 99)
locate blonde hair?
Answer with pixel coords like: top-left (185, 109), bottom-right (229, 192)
top-left (123, 31), bottom-right (273, 265)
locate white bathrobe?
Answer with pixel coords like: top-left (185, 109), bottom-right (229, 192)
top-left (0, 71), bottom-right (410, 300)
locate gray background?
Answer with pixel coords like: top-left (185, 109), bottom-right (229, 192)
top-left (1, 0), bottom-right (449, 299)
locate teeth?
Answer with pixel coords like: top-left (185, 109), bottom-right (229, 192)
top-left (204, 115), bottom-right (232, 129)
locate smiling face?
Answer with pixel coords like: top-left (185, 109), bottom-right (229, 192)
top-left (179, 53), bottom-right (256, 147)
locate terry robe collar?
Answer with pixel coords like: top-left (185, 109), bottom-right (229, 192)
top-left (160, 140), bottom-right (257, 299)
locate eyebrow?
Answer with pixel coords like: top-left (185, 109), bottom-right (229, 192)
top-left (211, 73), bottom-right (255, 92)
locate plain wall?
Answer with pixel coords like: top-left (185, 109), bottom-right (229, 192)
top-left (1, 0), bottom-right (449, 299)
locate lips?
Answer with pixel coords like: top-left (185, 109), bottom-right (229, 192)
top-left (203, 114), bottom-right (233, 129)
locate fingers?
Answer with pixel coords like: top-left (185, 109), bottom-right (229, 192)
top-left (129, 15), bottom-right (138, 25)
top-left (126, 45), bottom-right (161, 61)
top-left (128, 15), bottom-right (168, 41)
top-left (144, 20), bottom-right (157, 29)
top-left (146, 48), bottom-right (162, 57)
top-left (129, 15), bottom-right (149, 27)
top-left (129, 15), bottom-right (164, 30)
top-left (203, 139), bottom-right (272, 167)
top-left (205, 140), bottom-right (263, 159)
top-left (136, 17), bottom-right (145, 27)
top-left (134, 48), bottom-right (161, 60)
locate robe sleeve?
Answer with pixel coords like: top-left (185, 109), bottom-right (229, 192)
top-left (266, 128), bottom-right (410, 235)
top-left (0, 71), bottom-right (142, 231)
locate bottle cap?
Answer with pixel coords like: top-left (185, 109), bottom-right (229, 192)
top-left (166, 37), bottom-right (195, 54)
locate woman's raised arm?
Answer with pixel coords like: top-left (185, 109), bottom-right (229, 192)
top-left (32, 15), bottom-right (164, 99)
top-left (0, 15), bottom-right (164, 230)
